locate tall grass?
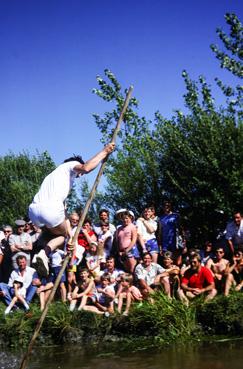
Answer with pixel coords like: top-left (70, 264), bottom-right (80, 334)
top-left (0, 292), bottom-right (242, 348)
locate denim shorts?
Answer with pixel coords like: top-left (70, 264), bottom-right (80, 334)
top-left (145, 238), bottom-right (159, 254)
top-left (126, 244), bottom-right (140, 259)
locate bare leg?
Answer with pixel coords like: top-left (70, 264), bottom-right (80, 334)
top-left (78, 295), bottom-right (88, 310)
top-left (82, 305), bottom-right (104, 314)
top-left (124, 292), bottom-right (132, 315)
top-left (160, 276), bottom-right (171, 298)
top-left (59, 282), bottom-right (67, 302)
top-left (125, 257), bottom-right (137, 274)
top-left (151, 253), bottom-right (158, 263)
top-left (117, 293), bottom-right (125, 313)
top-left (39, 291), bottom-right (45, 311)
top-left (5, 296), bottom-right (18, 314)
top-left (205, 288), bottom-right (217, 302)
top-left (225, 273), bottom-right (235, 296)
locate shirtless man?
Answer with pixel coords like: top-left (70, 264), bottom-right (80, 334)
top-left (29, 143), bottom-right (115, 276)
top-left (206, 246), bottom-right (229, 294)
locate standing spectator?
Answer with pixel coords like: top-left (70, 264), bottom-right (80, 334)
top-left (158, 201), bottom-right (184, 265)
top-left (116, 211), bottom-right (139, 273)
top-left (9, 220), bottom-right (32, 269)
top-left (225, 211), bottom-right (243, 255)
top-left (178, 253), bottom-right (217, 304)
top-left (0, 226), bottom-right (13, 283)
top-left (136, 206), bottom-right (159, 263)
top-left (93, 209), bottom-right (116, 237)
top-left (50, 248), bottom-right (67, 302)
top-left (97, 221), bottom-right (113, 261)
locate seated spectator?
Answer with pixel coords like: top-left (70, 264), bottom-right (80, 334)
top-left (116, 211), bottom-right (139, 273)
top-left (161, 251), bottom-right (180, 298)
top-left (9, 219), bottom-right (32, 269)
top-left (67, 218), bottom-right (97, 298)
top-left (99, 256), bottom-right (125, 290)
top-left (134, 252), bottom-right (170, 300)
top-left (224, 249), bottom-right (243, 296)
top-left (136, 206), bottom-right (159, 263)
top-left (85, 241), bottom-right (105, 278)
top-left (69, 268), bottom-right (95, 311)
top-left (0, 254), bottom-right (38, 309)
top-left (206, 246), bottom-right (229, 294)
top-left (82, 273), bottom-right (115, 315)
top-left (225, 211), bottom-right (243, 256)
top-left (36, 276), bottom-right (54, 311)
top-left (4, 275), bottom-right (30, 315)
top-left (115, 273), bottom-right (143, 316)
top-left (200, 241), bottom-right (214, 266)
top-left (178, 253), bottom-right (217, 304)
top-left (93, 209), bottom-right (116, 236)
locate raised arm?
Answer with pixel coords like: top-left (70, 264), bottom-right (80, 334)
top-left (74, 143), bottom-right (115, 175)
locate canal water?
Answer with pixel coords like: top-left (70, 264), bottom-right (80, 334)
top-left (1, 339), bottom-right (242, 369)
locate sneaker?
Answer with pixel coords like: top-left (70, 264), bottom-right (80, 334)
top-left (35, 250), bottom-right (49, 277)
top-left (122, 311), bottom-right (129, 316)
top-left (104, 312), bottom-right (110, 317)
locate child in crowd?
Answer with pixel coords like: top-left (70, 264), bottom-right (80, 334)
top-left (36, 277), bottom-right (54, 311)
top-left (4, 276), bottom-right (29, 314)
top-left (115, 273), bottom-right (143, 316)
top-left (49, 248), bottom-right (67, 302)
top-left (69, 268), bottom-right (95, 311)
top-left (82, 273), bottom-right (115, 315)
top-left (97, 221), bottom-right (113, 261)
top-left (85, 241), bottom-right (105, 278)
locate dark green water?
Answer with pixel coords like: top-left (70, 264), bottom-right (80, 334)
top-left (1, 339), bottom-right (243, 369)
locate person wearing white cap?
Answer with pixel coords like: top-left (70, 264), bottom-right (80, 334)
top-left (28, 143), bottom-right (115, 277)
top-left (9, 220), bottom-right (32, 269)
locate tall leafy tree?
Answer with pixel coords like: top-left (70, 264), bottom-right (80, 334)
top-left (93, 14), bottom-right (243, 244)
top-left (0, 151), bottom-right (55, 226)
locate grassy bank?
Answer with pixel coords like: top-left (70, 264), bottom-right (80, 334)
top-left (0, 292), bottom-right (242, 348)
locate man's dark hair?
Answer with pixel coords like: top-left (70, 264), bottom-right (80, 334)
top-left (64, 155), bottom-right (84, 164)
top-left (99, 208), bottom-right (109, 216)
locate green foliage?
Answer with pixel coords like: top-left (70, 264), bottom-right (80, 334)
top-left (211, 13), bottom-right (243, 118)
top-left (0, 151), bottom-right (55, 227)
top-left (0, 293), bottom-right (242, 348)
top-left (92, 13), bottom-right (243, 243)
top-left (196, 293), bottom-right (243, 336)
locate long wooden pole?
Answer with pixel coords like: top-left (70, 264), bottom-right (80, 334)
top-left (19, 86), bottom-right (133, 369)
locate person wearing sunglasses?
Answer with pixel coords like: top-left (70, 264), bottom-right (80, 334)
top-left (206, 246), bottom-right (229, 294)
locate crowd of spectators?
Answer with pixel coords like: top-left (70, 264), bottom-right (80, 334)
top-left (0, 203), bottom-right (242, 316)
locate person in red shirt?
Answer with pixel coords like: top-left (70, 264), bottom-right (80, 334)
top-left (178, 253), bottom-right (217, 304)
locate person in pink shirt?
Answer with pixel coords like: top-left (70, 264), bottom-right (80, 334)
top-left (116, 211), bottom-right (139, 273)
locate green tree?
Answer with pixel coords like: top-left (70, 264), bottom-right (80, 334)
top-left (0, 151), bottom-right (55, 226)
top-left (93, 14), bottom-right (243, 244)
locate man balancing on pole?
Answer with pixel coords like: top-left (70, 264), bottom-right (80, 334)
top-left (29, 143), bottom-right (115, 277)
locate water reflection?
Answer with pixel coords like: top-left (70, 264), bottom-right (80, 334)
top-left (1, 339), bottom-right (242, 369)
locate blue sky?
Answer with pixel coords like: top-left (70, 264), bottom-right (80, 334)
top-left (0, 0), bottom-right (242, 188)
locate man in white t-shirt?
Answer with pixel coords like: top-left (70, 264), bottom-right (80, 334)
top-left (29, 143), bottom-right (115, 277)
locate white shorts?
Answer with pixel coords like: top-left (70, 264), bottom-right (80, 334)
top-left (28, 201), bottom-right (65, 228)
